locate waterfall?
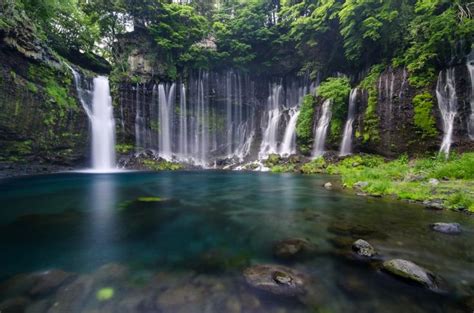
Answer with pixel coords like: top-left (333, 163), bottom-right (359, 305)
top-left (436, 68), bottom-right (458, 156)
top-left (178, 84), bottom-right (188, 156)
top-left (259, 84), bottom-right (283, 158)
top-left (126, 71), bottom-right (314, 166)
top-left (312, 99), bottom-right (332, 157)
top-left (467, 52), bottom-right (474, 140)
top-left (280, 108), bottom-right (300, 156)
top-left (90, 77), bottom-right (116, 170)
top-left (70, 68), bottom-right (116, 170)
top-left (158, 83), bottom-right (176, 159)
top-left (340, 88), bottom-right (358, 156)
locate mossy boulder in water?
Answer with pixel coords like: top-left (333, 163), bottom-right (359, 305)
top-left (243, 264), bottom-right (307, 296)
top-left (352, 239), bottom-right (376, 258)
top-left (382, 259), bottom-right (440, 291)
top-left (273, 238), bottom-right (316, 260)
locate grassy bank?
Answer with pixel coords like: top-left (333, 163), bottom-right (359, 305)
top-left (275, 153), bottom-right (474, 212)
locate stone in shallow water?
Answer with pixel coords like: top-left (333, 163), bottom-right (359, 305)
top-left (352, 239), bottom-right (376, 258)
top-left (324, 182), bottom-right (333, 190)
top-left (0, 269), bottom-right (74, 299)
top-left (29, 269), bottom-right (75, 297)
top-left (273, 238), bottom-right (315, 260)
top-left (382, 259), bottom-right (440, 291)
top-left (0, 297), bottom-right (30, 313)
top-left (430, 222), bottom-right (462, 235)
top-left (243, 264), bottom-right (307, 296)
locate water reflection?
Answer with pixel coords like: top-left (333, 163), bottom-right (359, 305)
top-left (82, 174), bottom-right (119, 265)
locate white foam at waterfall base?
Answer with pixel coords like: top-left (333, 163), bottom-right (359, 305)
top-left (340, 88), bottom-right (358, 156)
top-left (312, 99), bottom-right (332, 157)
top-left (436, 68), bottom-right (458, 157)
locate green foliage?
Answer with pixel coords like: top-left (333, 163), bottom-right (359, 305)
top-left (358, 64), bottom-right (384, 143)
top-left (397, 1), bottom-right (474, 88)
top-left (264, 154), bottom-right (281, 168)
top-left (28, 64), bottom-right (76, 110)
top-left (115, 144), bottom-right (134, 154)
top-left (137, 197), bottom-right (164, 202)
top-left (143, 159), bottom-right (184, 171)
top-left (296, 95), bottom-right (315, 155)
top-left (317, 76), bottom-right (351, 142)
top-left (325, 153), bottom-right (474, 212)
top-left (271, 163), bottom-right (296, 173)
top-left (301, 157), bottom-right (326, 174)
top-left (412, 92), bottom-right (437, 138)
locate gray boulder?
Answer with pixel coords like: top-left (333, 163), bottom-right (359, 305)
top-left (352, 239), bottom-right (376, 258)
top-left (273, 238), bottom-right (315, 260)
top-left (243, 264), bottom-right (307, 296)
top-left (430, 222), bottom-right (461, 235)
top-left (382, 259), bottom-right (440, 290)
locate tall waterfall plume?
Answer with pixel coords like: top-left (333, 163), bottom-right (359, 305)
top-left (312, 99), bottom-right (332, 157)
top-left (280, 108), bottom-right (300, 156)
top-left (340, 88), bottom-right (358, 156)
top-left (70, 68), bottom-right (116, 171)
top-left (259, 84), bottom-right (283, 158)
top-left (436, 68), bottom-right (458, 156)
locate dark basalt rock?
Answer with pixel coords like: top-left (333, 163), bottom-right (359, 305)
top-left (273, 238), bottom-right (316, 260)
top-left (243, 264), bottom-right (307, 296)
top-left (381, 259), bottom-right (441, 291)
top-left (352, 239), bottom-right (376, 258)
top-left (0, 269), bottom-right (74, 299)
top-left (0, 297), bottom-right (30, 313)
top-left (29, 270), bottom-right (75, 297)
top-left (430, 222), bottom-right (462, 235)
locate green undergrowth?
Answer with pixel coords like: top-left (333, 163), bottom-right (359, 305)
top-left (143, 159), bottom-right (184, 171)
top-left (325, 153), bottom-right (474, 212)
top-left (317, 77), bottom-right (351, 143)
top-left (358, 64), bottom-right (384, 143)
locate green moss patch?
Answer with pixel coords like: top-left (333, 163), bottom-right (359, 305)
top-left (96, 287), bottom-right (114, 301)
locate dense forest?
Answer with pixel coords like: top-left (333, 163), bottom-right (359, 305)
top-left (2, 0), bottom-right (472, 78)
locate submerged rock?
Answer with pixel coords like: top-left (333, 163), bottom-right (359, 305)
top-left (382, 259), bottom-right (440, 291)
top-left (0, 269), bottom-right (74, 299)
top-left (243, 264), bottom-right (307, 296)
top-left (29, 269), bottom-right (75, 297)
top-left (352, 239), bottom-right (376, 258)
top-left (323, 182), bottom-right (333, 190)
top-left (0, 297), bottom-right (30, 313)
top-left (430, 222), bottom-right (461, 235)
top-left (273, 238), bottom-right (316, 260)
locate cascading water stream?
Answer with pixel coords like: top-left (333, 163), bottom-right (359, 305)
top-left (259, 84), bottom-right (283, 158)
top-left (467, 51), bottom-right (474, 140)
top-left (312, 99), bottom-right (332, 157)
top-left (340, 88), bottom-right (358, 156)
top-left (158, 83), bottom-right (176, 159)
top-left (70, 68), bottom-right (116, 171)
top-left (280, 108), bottom-right (300, 156)
top-left (90, 77), bottom-right (117, 170)
top-left (436, 68), bottom-right (458, 157)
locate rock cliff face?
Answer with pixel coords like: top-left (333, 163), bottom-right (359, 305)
top-left (311, 66), bottom-right (473, 157)
top-left (0, 24), bottom-right (89, 170)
